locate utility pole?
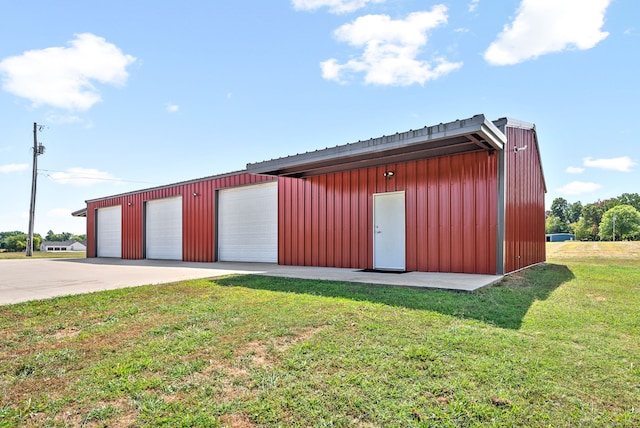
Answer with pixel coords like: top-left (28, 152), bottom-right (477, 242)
top-left (26, 123), bottom-right (45, 256)
top-left (612, 214), bottom-right (616, 242)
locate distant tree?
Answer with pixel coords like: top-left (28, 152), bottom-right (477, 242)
top-left (71, 234), bottom-right (86, 242)
top-left (615, 193), bottom-right (640, 211)
top-left (573, 218), bottom-right (591, 241)
top-left (44, 231), bottom-right (73, 242)
top-left (545, 215), bottom-right (570, 234)
top-left (0, 231), bottom-right (26, 238)
top-left (550, 198), bottom-right (570, 223)
top-left (33, 234), bottom-right (42, 251)
top-left (1, 232), bottom-right (42, 251)
top-left (602, 198), bottom-right (620, 212)
top-left (567, 201), bottom-right (583, 224)
top-left (598, 205), bottom-right (640, 241)
top-left (581, 202), bottom-right (606, 240)
top-left (4, 234), bottom-right (27, 252)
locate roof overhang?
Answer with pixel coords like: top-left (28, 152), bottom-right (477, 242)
top-left (247, 114), bottom-right (506, 177)
top-left (71, 208), bottom-right (87, 217)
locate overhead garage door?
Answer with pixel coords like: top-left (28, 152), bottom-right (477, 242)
top-left (97, 205), bottom-right (122, 258)
top-left (218, 181), bottom-right (277, 262)
top-left (146, 196), bottom-right (183, 260)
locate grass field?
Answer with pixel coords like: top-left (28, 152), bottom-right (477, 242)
top-left (0, 243), bottom-right (638, 427)
top-left (0, 251), bottom-right (86, 260)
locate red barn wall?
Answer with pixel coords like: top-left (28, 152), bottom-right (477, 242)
top-left (85, 131), bottom-right (543, 275)
top-left (278, 151), bottom-right (499, 274)
top-left (86, 173), bottom-right (274, 260)
top-left (503, 126), bottom-right (546, 273)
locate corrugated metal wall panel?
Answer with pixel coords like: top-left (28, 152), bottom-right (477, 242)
top-left (84, 140), bottom-right (539, 275)
top-left (86, 173), bottom-right (274, 261)
top-left (279, 151), bottom-right (499, 274)
top-left (438, 157), bottom-right (451, 272)
top-left (503, 127), bottom-right (546, 273)
top-left (405, 161), bottom-right (417, 270)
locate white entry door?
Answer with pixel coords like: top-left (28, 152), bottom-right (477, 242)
top-left (373, 191), bottom-right (406, 271)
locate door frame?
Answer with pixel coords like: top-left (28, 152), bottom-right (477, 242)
top-left (373, 191), bottom-right (406, 271)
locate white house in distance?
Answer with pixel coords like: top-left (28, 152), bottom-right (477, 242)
top-left (40, 240), bottom-right (87, 252)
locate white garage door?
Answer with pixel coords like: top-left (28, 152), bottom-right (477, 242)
top-left (146, 196), bottom-right (183, 260)
top-left (218, 181), bottom-right (277, 262)
top-left (97, 205), bottom-right (122, 258)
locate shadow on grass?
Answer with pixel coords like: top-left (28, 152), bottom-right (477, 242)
top-left (214, 263), bottom-right (575, 330)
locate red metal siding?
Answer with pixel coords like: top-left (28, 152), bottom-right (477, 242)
top-left (86, 173), bottom-right (274, 261)
top-left (278, 151), bottom-right (499, 274)
top-left (503, 127), bottom-right (546, 273)
top-left (85, 132), bottom-right (542, 275)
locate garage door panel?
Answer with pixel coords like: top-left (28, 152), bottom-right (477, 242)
top-left (219, 182), bottom-right (277, 262)
top-left (146, 196), bottom-right (182, 260)
top-left (97, 206), bottom-right (122, 258)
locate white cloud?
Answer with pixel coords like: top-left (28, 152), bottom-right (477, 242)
top-left (0, 163), bottom-right (28, 173)
top-left (166, 104), bottom-right (180, 113)
top-left (47, 167), bottom-right (122, 186)
top-left (566, 166), bottom-right (585, 174)
top-left (321, 6), bottom-right (462, 86)
top-left (292, 0), bottom-right (385, 14)
top-left (0, 33), bottom-right (136, 111)
top-left (47, 208), bottom-right (72, 218)
top-left (484, 0), bottom-right (611, 66)
top-left (45, 112), bottom-right (85, 125)
top-left (583, 156), bottom-right (636, 172)
top-left (558, 181), bottom-right (602, 195)
top-left (469, 0), bottom-right (480, 13)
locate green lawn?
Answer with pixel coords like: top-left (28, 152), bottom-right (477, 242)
top-left (0, 251), bottom-right (86, 260)
top-left (0, 243), bottom-right (638, 427)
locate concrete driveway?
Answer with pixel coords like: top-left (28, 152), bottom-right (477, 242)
top-left (0, 258), bottom-right (503, 305)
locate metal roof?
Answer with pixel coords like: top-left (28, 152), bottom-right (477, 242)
top-left (246, 114), bottom-right (506, 177)
top-left (71, 208), bottom-right (87, 217)
top-left (83, 169), bottom-right (247, 204)
top-left (41, 240), bottom-right (85, 246)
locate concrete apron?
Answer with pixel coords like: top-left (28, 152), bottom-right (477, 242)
top-left (0, 258), bottom-right (504, 305)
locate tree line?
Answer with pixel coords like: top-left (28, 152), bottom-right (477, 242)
top-left (546, 192), bottom-right (640, 241)
top-left (0, 230), bottom-right (87, 252)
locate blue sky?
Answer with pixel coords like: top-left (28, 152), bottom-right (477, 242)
top-left (0, 0), bottom-right (637, 235)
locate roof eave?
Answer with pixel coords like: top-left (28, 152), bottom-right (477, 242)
top-left (71, 208), bottom-right (87, 217)
top-left (247, 114), bottom-right (506, 177)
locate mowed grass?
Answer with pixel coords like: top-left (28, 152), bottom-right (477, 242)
top-left (0, 251), bottom-right (86, 260)
top-left (1, 244), bottom-right (638, 427)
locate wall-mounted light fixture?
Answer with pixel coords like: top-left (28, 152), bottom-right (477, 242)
top-left (127, 201), bottom-right (132, 206)
top-left (193, 192), bottom-right (199, 197)
top-left (383, 171), bottom-right (395, 179)
top-left (514, 145), bottom-right (528, 153)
